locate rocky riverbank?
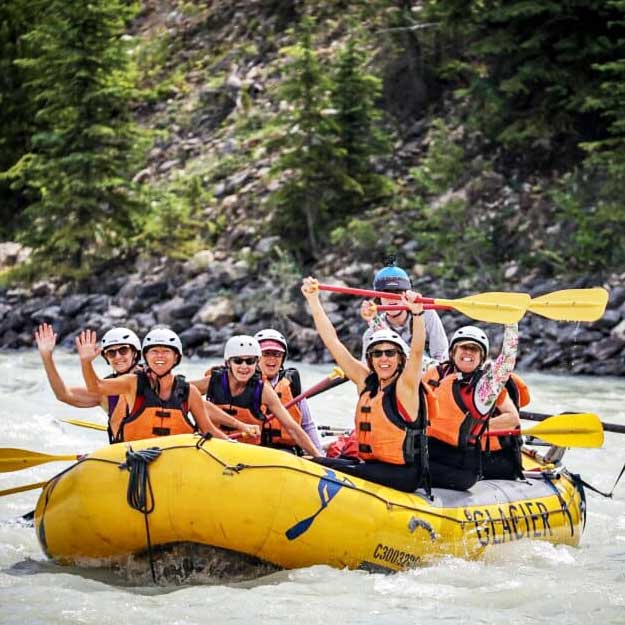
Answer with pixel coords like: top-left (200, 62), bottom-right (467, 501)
top-left (1, 247), bottom-right (624, 376)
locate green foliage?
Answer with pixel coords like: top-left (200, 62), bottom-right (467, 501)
top-left (580, 1), bottom-right (625, 176)
top-left (331, 33), bottom-right (394, 213)
top-left (0, 0), bottom-right (36, 237)
top-left (410, 119), bottom-right (465, 196)
top-left (134, 181), bottom-right (206, 260)
top-left (268, 17), bottom-right (345, 259)
top-left (3, 0), bottom-right (146, 277)
top-left (423, 0), bottom-right (625, 166)
top-left (411, 197), bottom-right (496, 280)
top-left (329, 217), bottom-right (379, 256)
top-left (268, 18), bottom-right (393, 260)
top-left (544, 168), bottom-right (625, 273)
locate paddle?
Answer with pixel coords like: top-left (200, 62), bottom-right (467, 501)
top-left (321, 284), bottom-right (608, 323)
top-left (376, 287), bottom-right (608, 323)
top-left (61, 418), bottom-right (107, 432)
top-left (318, 283), bottom-right (529, 324)
top-left (486, 413), bottom-right (604, 448)
top-left (284, 367), bottom-right (347, 409)
top-left (0, 481), bottom-right (48, 498)
top-left (528, 287), bottom-right (608, 322)
top-left (285, 470), bottom-right (354, 540)
top-left (0, 448), bottom-right (84, 473)
top-left (521, 410), bottom-right (625, 434)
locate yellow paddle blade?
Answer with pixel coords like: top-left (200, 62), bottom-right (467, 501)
top-left (528, 288), bottom-right (609, 322)
top-left (0, 448), bottom-right (81, 473)
top-left (0, 481), bottom-right (48, 497)
top-left (61, 418), bottom-right (107, 432)
top-left (435, 292), bottom-right (530, 324)
top-left (523, 413), bottom-right (604, 448)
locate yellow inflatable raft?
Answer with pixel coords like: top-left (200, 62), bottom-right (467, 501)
top-left (34, 434), bottom-right (584, 574)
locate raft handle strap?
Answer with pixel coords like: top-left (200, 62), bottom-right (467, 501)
top-left (119, 446), bottom-right (162, 584)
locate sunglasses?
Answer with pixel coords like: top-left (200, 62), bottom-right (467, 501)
top-left (230, 357), bottom-right (258, 366)
top-left (103, 345), bottom-right (132, 358)
top-left (261, 350), bottom-right (284, 358)
top-left (369, 348), bottom-right (400, 359)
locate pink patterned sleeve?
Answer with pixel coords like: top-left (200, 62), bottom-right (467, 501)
top-left (474, 324), bottom-right (519, 414)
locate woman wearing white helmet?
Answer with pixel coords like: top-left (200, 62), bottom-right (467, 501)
top-left (254, 328), bottom-right (323, 454)
top-left (34, 323), bottom-right (142, 442)
top-left (422, 323), bottom-right (521, 489)
top-left (193, 335), bottom-right (321, 457)
top-left (301, 277), bottom-right (436, 494)
top-left (76, 327), bottom-right (229, 443)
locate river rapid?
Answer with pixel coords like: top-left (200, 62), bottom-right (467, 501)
top-left (1, 350), bottom-right (625, 625)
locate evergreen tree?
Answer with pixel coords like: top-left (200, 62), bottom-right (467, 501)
top-left (268, 17), bottom-right (342, 260)
top-left (582, 0), bottom-right (625, 176)
top-left (423, 0), bottom-right (625, 169)
top-left (0, 0), bottom-right (35, 238)
top-left (5, 0), bottom-right (144, 277)
top-left (331, 34), bottom-right (393, 214)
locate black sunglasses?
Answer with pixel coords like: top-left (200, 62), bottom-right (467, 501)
top-left (230, 357), bottom-right (258, 366)
top-left (103, 345), bottom-right (132, 358)
top-left (369, 348), bottom-right (400, 358)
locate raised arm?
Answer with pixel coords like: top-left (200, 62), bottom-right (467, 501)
top-left (396, 291), bottom-right (425, 419)
top-left (262, 385), bottom-right (321, 457)
top-left (301, 277), bottom-right (369, 388)
top-left (76, 329), bottom-right (136, 397)
top-left (35, 323), bottom-right (101, 408)
top-left (474, 323), bottom-right (519, 414)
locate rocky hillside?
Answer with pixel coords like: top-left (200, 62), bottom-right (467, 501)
top-left (1, 1), bottom-right (624, 376)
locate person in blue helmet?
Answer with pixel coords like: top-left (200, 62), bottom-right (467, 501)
top-left (361, 256), bottom-right (449, 365)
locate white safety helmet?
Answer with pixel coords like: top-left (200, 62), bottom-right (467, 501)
top-left (101, 327), bottom-right (141, 353)
top-left (450, 325), bottom-right (489, 358)
top-left (365, 329), bottom-right (410, 357)
top-left (224, 335), bottom-right (262, 361)
top-left (142, 327), bottom-right (183, 362)
top-left (254, 328), bottom-right (288, 356)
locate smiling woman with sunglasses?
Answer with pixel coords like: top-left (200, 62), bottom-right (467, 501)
top-left (35, 323), bottom-right (142, 442)
top-left (193, 335), bottom-right (321, 457)
top-left (301, 277), bottom-right (437, 494)
top-left (77, 327), bottom-right (229, 443)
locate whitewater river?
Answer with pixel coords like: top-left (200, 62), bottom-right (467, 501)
top-left (1, 350), bottom-right (625, 625)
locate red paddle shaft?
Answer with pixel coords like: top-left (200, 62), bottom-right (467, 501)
top-left (318, 283), bottom-right (436, 304)
top-left (375, 304), bottom-right (452, 312)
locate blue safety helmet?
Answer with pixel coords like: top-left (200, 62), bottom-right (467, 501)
top-left (372, 258), bottom-right (411, 291)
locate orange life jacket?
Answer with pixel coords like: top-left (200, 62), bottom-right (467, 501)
top-left (206, 366), bottom-right (265, 445)
top-left (426, 369), bottom-right (492, 448)
top-left (425, 364), bottom-right (530, 452)
top-left (261, 368), bottom-right (303, 447)
top-left (355, 375), bottom-right (436, 465)
top-left (116, 371), bottom-right (195, 442)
